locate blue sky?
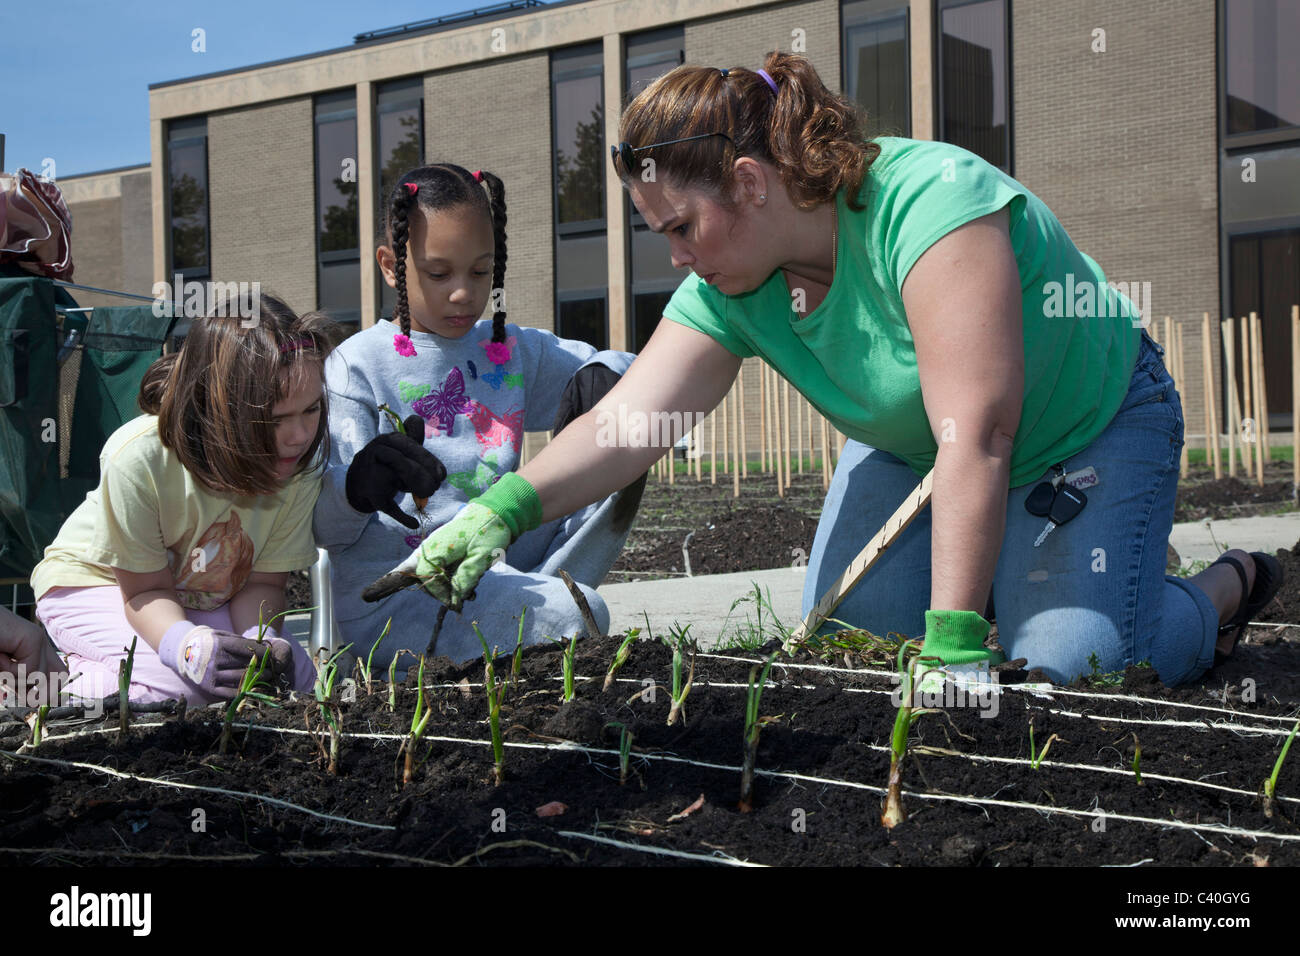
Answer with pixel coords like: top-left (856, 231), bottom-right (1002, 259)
top-left (1, 0), bottom-right (473, 177)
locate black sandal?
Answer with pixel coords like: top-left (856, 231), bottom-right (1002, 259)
top-left (1212, 551), bottom-right (1284, 666)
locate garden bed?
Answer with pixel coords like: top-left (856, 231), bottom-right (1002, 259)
top-left (3, 629), bottom-right (1298, 867)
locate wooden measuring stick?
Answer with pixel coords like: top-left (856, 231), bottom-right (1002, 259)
top-left (785, 469), bottom-right (934, 649)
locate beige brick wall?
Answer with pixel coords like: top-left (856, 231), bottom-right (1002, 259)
top-left (65, 197), bottom-right (121, 308)
top-left (60, 168), bottom-right (155, 311)
top-left (119, 169), bottom-right (155, 298)
top-left (424, 53), bottom-right (553, 336)
top-left (208, 97), bottom-right (317, 317)
top-left (1013, 0), bottom-right (1220, 446)
top-left (424, 52), bottom-right (555, 461)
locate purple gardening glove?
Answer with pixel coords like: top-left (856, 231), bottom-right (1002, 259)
top-left (157, 622), bottom-right (285, 700)
top-left (242, 626), bottom-right (317, 693)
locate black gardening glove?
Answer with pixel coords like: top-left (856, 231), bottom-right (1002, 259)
top-left (345, 414), bottom-right (447, 530)
top-left (552, 363), bottom-right (624, 434)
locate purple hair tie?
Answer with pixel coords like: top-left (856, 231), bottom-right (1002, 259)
top-left (757, 69), bottom-right (778, 96)
top-left (279, 334), bottom-right (314, 355)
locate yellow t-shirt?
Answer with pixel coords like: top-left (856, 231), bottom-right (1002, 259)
top-left (31, 415), bottom-right (321, 610)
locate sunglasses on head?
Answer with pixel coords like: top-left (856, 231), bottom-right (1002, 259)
top-left (610, 132), bottom-right (735, 176)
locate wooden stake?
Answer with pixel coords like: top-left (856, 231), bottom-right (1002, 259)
top-left (720, 384), bottom-right (729, 478)
top-left (1241, 317), bottom-right (1254, 478)
top-left (1251, 311), bottom-right (1265, 485)
top-left (820, 414), bottom-right (831, 490)
top-left (738, 366), bottom-right (748, 479)
top-left (1293, 305), bottom-right (1299, 497)
top-left (710, 406), bottom-right (717, 485)
top-left (1176, 322), bottom-right (1189, 479)
top-left (694, 415), bottom-right (702, 481)
top-left (1255, 311), bottom-right (1273, 464)
top-left (759, 363), bottom-right (768, 473)
top-left (1202, 313), bottom-right (1221, 480)
top-left (795, 391), bottom-right (804, 476)
top-left (732, 383), bottom-right (741, 498)
top-left (781, 377), bottom-right (792, 497)
top-left (786, 469), bottom-right (935, 648)
top-left (1164, 316), bottom-right (1173, 379)
top-left (1222, 317), bottom-right (1239, 478)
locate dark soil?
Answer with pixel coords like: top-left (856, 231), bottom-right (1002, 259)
top-left (1173, 459), bottom-right (1297, 523)
top-left (3, 632), bottom-right (1298, 867)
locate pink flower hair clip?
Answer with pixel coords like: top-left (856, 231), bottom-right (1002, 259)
top-left (394, 333), bottom-right (417, 357)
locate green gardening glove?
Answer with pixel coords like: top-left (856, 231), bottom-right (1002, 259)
top-left (363, 472), bottom-right (542, 611)
top-left (919, 610), bottom-right (1004, 667)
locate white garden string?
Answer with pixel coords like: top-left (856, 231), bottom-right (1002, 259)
top-left (554, 830), bottom-right (765, 866)
top-left (860, 742), bottom-right (1300, 807)
top-left (0, 750), bottom-right (394, 831)
top-left (699, 651), bottom-right (1300, 725)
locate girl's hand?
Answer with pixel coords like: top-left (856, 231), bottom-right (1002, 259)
top-left (0, 608), bottom-right (67, 684)
top-left (241, 626), bottom-right (317, 693)
top-left (364, 472), bottom-right (540, 610)
top-left (157, 622), bottom-right (289, 699)
top-left (345, 414), bottom-right (447, 529)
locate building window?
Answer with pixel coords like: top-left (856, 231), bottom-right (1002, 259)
top-left (625, 28), bottom-right (684, 352)
top-left (937, 0), bottom-right (1010, 172)
top-left (167, 117), bottom-right (209, 279)
top-left (1224, 0), bottom-right (1300, 136)
top-left (1229, 228), bottom-right (1300, 425)
top-left (552, 45), bottom-right (608, 349)
top-left (315, 90), bottom-right (361, 325)
top-left (842, 2), bottom-right (910, 137)
top-left (376, 78), bottom-right (425, 320)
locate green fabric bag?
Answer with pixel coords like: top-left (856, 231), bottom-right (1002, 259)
top-left (0, 264), bottom-right (174, 580)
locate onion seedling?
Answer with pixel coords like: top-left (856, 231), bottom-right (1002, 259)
top-left (1028, 718), bottom-right (1059, 771)
top-left (1130, 732), bottom-right (1143, 785)
top-left (312, 644), bottom-right (352, 775)
top-left (219, 650), bottom-right (279, 755)
top-left (1263, 719), bottom-right (1299, 818)
top-left (357, 619), bottom-right (390, 697)
top-left (510, 609), bottom-right (526, 693)
top-left (118, 635), bottom-right (137, 738)
top-left (666, 626), bottom-right (696, 727)
top-left (400, 654), bottom-right (433, 787)
top-left (473, 624), bottom-right (507, 786)
top-left (379, 403), bottom-right (429, 510)
top-left (606, 722), bottom-right (634, 786)
top-left (739, 651), bottom-right (780, 812)
top-left (388, 654), bottom-right (399, 712)
top-left (29, 704), bottom-right (49, 748)
top-left (603, 629), bottom-right (639, 692)
top-left (561, 635), bottom-right (577, 702)
top-left (881, 639), bottom-right (935, 829)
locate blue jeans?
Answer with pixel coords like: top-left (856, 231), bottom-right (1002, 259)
top-left (802, 332), bottom-right (1219, 686)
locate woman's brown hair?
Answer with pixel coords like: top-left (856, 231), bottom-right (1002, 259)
top-left (613, 52), bottom-right (880, 212)
top-left (138, 291), bottom-right (339, 496)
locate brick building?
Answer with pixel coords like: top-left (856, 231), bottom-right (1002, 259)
top-left (50, 0), bottom-right (1300, 452)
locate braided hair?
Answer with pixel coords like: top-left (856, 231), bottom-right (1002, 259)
top-left (384, 164), bottom-right (508, 349)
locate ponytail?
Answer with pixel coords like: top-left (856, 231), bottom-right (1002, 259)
top-left (614, 52), bottom-right (879, 212)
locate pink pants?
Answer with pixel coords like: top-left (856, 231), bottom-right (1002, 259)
top-left (36, 585), bottom-right (236, 705)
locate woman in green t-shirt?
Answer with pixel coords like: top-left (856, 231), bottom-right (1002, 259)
top-left (375, 53), bottom-right (1280, 686)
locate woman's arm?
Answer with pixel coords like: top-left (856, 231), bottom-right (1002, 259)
top-left (901, 206), bottom-right (1025, 615)
top-left (519, 321), bottom-right (743, 522)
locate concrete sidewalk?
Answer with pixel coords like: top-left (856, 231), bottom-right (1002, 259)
top-left (286, 512), bottom-right (1300, 649)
